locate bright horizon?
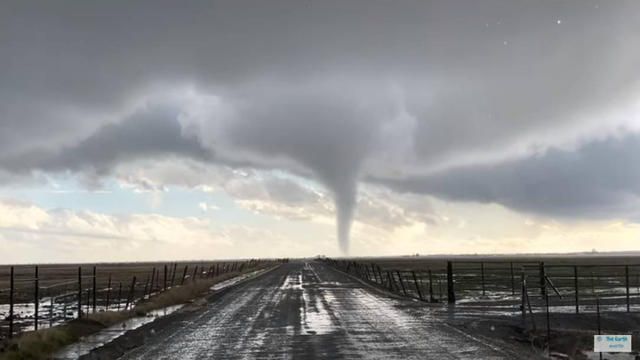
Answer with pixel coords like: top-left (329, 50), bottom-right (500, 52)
top-left (1, 0), bottom-right (639, 264)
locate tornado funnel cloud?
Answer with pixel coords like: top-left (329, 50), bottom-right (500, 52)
top-left (332, 180), bottom-right (357, 254)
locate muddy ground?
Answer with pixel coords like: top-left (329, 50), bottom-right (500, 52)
top-left (76, 261), bottom-right (640, 359)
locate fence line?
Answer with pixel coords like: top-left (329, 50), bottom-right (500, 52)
top-left (322, 258), bottom-right (639, 317)
top-left (0, 259), bottom-right (283, 340)
top-left (321, 257), bottom-right (640, 349)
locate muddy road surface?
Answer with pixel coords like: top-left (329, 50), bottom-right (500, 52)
top-left (117, 262), bottom-right (536, 359)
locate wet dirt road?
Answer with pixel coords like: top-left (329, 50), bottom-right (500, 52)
top-left (118, 262), bottom-right (532, 359)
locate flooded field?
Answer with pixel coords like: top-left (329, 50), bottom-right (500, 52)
top-left (0, 259), bottom-right (272, 339)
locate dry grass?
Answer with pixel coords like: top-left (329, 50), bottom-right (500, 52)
top-left (0, 319), bottom-right (102, 360)
top-left (0, 264), bottom-right (276, 360)
top-left (133, 270), bottom-right (246, 315)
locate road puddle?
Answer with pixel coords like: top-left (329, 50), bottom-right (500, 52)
top-left (53, 305), bottom-right (183, 360)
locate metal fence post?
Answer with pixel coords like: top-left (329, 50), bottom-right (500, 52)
top-left (34, 265), bottom-right (39, 330)
top-left (447, 261), bottom-right (455, 303)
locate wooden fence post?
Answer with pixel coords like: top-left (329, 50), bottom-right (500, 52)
top-left (428, 269), bottom-right (434, 302)
top-left (77, 266), bottom-right (82, 318)
top-left (625, 265), bottom-right (630, 312)
top-left (371, 264), bottom-right (379, 283)
top-left (142, 274), bottom-right (150, 300)
top-left (171, 263), bottom-right (177, 287)
top-left (545, 283), bottom-right (551, 345)
top-left (85, 288), bottom-right (90, 315)
top-left (49, 296), bottom-right (54, 328)
top-left (92, 266), bottom-right (97, 314)
top-left (181, 265), bottom-right (188, 285)
top-left (125, 276), bottom-right (136, 310)
top-left (480, 262), bottom-right (486, 297)
top-left (154, 267), bottom-right (160, 292)
top-left (117, 282), bottom-right (122, 310)
top-left (574, 266), bottom-right (579, 314)
top-left (150, 267), bottom-right (156, 296)
top-left (447, 261), bottom-right (455, 304)
top-left (539, 262), bottom-right (546, 297)
top-left (106, 274), bottom-right (112, 310)
top-left (412, 271), bottom-right (424, 300)
top-left (386, 271), bottom-right (395, 291)
top-left (9, 266), bottom-right (14, 338)
top-left (164, 265), bottom-right (168, 292)
top-left (510, 262), bottom-right (515, 296)
top-left (521, 270), bottom-right (526, 325)
top-left (396, 271), bottom-right (408, 296)
top-left (596, 296), bottom-right (601, 335)
top-left (34, 266), bottom-right (39, 330)
top-left (192, 266), bottom-right (198, 282)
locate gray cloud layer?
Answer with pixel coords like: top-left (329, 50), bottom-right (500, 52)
top-left (2, 0), bottom-right (640, 251)
top-left (0, 106), bottom-right (213, 182)
top-left (379, 134), bottom-right (640, 220)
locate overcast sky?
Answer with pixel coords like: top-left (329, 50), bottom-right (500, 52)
top-left (1, 0), bottom-right (639, 263)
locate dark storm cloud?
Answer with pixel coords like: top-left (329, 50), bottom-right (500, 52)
top-left (0, 106), bottom-right (213, 176)
top-left (379, 134), bottom-right (640, 220)
top-left (1, 0), bottom-right (640, 251)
